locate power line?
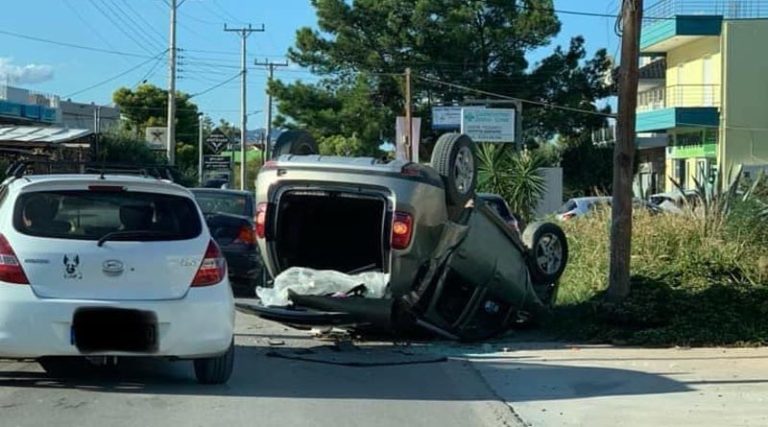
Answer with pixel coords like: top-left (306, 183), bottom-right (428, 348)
top-left (117, 0), bottom-right (169, 45)
top-left (0, 28), bottom-right (152, 58)
top-left (417, 75), bottom-right (616, 118)
top-left (105, 0), bottom-right (165, 49)
top-left (64, 50), bottom-right (168, 99)
top-left (87, 0), bottom-right (158, 53)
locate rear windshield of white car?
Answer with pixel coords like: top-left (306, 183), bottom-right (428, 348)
top-left (14, 190), bottom-right (202, 241)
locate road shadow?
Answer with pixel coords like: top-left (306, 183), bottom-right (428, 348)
top-left (0, 343), bottom-right (695, 402)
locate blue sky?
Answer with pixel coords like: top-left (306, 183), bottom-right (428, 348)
top-left (0, 0), bottom-right (621, 127)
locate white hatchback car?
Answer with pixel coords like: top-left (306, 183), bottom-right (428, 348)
top-left (0, 172), bottom-right (235, 384)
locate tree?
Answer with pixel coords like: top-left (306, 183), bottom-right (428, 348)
top-left (272, 0), bottom-right (611, 153)
top-left (113, 84), bottom-right (203, 180)
top-left (477, 144), bottom-right (546, 222)
top-left (113, 84), bottom-right (200, 144)
top-left (559, 134), bottom-right (614, 197)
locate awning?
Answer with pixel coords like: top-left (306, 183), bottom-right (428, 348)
top-left (0, 126), bottom-right (92, 144)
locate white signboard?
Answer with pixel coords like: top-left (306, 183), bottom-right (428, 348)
top-left (432, 106), bottom-right (463, 129)
top-left (145, 127), bottom-right (168, 151)
top-left (395, 117), bottom-right (421, 163)
top-left (461, 108), bottom-right (516, 143)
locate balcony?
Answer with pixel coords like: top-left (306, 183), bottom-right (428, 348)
top-left (636, 84), bottom-right (720, 132)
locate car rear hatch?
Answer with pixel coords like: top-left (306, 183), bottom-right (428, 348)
top-left (270, 187), bottom-right (392, 274)
top-left (10, 184), bottom-right (210, 300)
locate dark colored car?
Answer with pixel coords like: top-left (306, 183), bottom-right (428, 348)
top-left (191, 189), bottom-right (263, 296)
top-left (477, 193), bottom-right (524, 234)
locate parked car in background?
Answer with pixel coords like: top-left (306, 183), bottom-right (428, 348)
top-left (477, 193), bottom-right (524, 234)
top-left (649, 190), bottom-right (698, 214)
top-left (557, 196), bottom-right (660, 221)
top-left (556, 197), bottom-right (612, 221)
top-left (0, 164), bottom-right (235, 384)
top-left (191, 188), bottom-right (264, 296)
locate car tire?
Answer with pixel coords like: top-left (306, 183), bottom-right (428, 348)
top-left (193, 340), bottom-right (235, 385)
top-left (522, 222), bottom-right (569, 290)
top-left (430, 133), bottom-right (477, 208)
top-left (38, 356), bottom-right (89, 378)
top-left (271, 130), bottom-right (319, 158)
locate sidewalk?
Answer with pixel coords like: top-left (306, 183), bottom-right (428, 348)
top-left (468, 344), bottom-right (768, 427)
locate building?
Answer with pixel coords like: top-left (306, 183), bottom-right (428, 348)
top-left (637, 0), bottom-right (768, 191)
top-left (0, 84), bottom-right (120, 132)
top-left (59, 100), bottom-right (121, 132)
top-left (0, 85), bottom-right (59, 126)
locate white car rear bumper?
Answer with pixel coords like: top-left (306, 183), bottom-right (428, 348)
top-left (0, 283), bottom-right (235, 359)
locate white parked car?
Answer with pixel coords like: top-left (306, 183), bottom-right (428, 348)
top-left (0, 170), bottom-right (235, 384)
top-left (556, 197), bottom-right (612, 221)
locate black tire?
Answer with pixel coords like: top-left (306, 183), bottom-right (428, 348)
top-left (194, 340), bottom-right (235, 385)
top-left (430, 133), bottom-right (477, 208)
top-left (38, 356), bottom-right (89, 378)
top-left (522, 222), bottom-right (569, 289)
top-left (271, 130), bottom-right (319, 158)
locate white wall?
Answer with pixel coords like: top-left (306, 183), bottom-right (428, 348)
top-left (535, 167), bottom-right (563, 217)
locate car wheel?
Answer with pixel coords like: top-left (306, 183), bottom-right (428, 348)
top-left (522, 222), bottom-right (569, 290)
top-left (271, 130), bottom-right (319, 158)
top-left (193, 340), bottom-right (235, 385)
top-left (38, 356), bottom-right (89, 378)
top-left (430, 133), bottom-right (477, 208)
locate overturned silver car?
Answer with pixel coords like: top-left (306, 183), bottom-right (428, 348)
top-left (248, 132), bottom-right (568, 341)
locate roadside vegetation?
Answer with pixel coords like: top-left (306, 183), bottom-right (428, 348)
top-left (550, 174), bottom-right (768, 346)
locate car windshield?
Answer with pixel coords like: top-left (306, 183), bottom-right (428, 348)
top-left (14, 190), bottom-right (201, 241)
top-left (193, 191), bottom-right (251, 217)
top-left (557, 200), bottom-right (577, 214)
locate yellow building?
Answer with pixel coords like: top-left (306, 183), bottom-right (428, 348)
top-left (637, 0), bottom-right (768, 191)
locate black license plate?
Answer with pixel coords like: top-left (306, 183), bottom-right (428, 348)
top-left (72, 308), bottom-right (158, 353)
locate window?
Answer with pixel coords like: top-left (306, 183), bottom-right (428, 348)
top-left (14, 190), bottom-right (202, 241)
top-left (193, 191), bottom-right (252, 217)
top-left (675, 160), bottom-right (687, 189)
top-left (557, 200), bottom-right (578, 214)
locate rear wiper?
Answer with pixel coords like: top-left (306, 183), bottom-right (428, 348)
top-left (97, 230), bottom-right (176, 247)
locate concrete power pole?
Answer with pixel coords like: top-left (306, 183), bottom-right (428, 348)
top-left (225, 24), bottom-right (264, 190)
top-left (166, 0), bottom-right (183, 166)
top-left (198, 112), bottom-right (204, 186)
top-left (405, 67), bottom-right (413, 162)
top-left (608, 0), bottom-right (643, 302)
top-left (254, 59), bottom-right (288, 161)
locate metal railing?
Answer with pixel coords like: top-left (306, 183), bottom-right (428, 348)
top-left (637, 84), bottom-right (720, 111)
top-left (645, 0), bottom-right (768, 21)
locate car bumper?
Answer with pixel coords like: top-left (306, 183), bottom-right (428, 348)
top-left (223, 248), bottom-right (263, 285)
top-left (0, 283), bottom-right (235, 359)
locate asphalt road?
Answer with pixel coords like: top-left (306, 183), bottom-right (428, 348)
top-left (0, 311), bottom-right (522, 427)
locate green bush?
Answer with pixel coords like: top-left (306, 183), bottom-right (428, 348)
top-left (549, 209), bottom-right (768, 346)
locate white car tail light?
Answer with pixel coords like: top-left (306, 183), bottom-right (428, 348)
top-left (0, 234), bottom-right (29, 285)
top-left (191, 240), bottom-right (226, 287)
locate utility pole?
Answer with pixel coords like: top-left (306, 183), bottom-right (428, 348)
top-left (608, 0), bottom-right (643, 302)
top-left (254, 59), bottom-right (288, 160)
top-left (405, 67), bottom-right (413, 162)
top-left (198, 112), bottom-right (204, 186)
top-left (225, 24), bottom-right (264, 190)
top-left (166, 0), bottom-right (183, 166)
top-left (92, 105), bottom-right (101, 156)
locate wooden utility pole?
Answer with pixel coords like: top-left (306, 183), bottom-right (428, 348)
top-left (255, 59), bottom-right (289, 160)
top-left (608, 0), bottom-right (643, 302)
top-left (405, 67), bottom-right (413, 161)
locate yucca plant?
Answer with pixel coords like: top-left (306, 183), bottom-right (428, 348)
top-left (477, 144), bottom-right (546, 222)
top-left (671, 165), bottom-right (768, 235)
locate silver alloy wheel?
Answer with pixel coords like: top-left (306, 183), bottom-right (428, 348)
top-left (453, 146), bottom-right (475, 194)
top-left (535, 233), bottom-right (563, 275)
